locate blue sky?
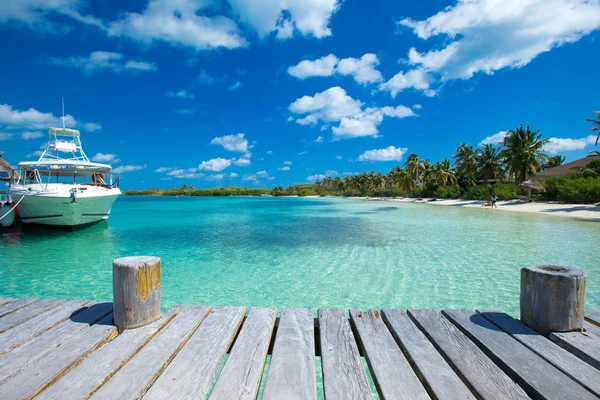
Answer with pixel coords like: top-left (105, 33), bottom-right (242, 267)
top-left (1, 0), bottom-right (600, 189)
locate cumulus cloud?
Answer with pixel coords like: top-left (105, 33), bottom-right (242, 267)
top-left (113, 164), bottom-right (146, 174)
top-left (166, 89), bottom-right (194, 99)
top-left (21, 131), bottom-right (44, 140)
top-left (379, 68), bottom-right (436, 97)
top-left (50, 51), bottom-right (157, 75)
top-left (211, 133), bottom-right (249, 153)
top-left (288, 53), bottom-right (383, 85)
top-left (155, 167), bottom-right (173, 173)
top-left (108, 0), bottom-right (246, 51)
top-left (234, 157), bottom-right (252, 167)
top-left (289, 87), bottom-right (416, 139)
top-left (398, 0), bottom-right (600, 84)
top-left (83, 122), bottom-right (102, 132)
top-left (91, 153), bottom-right (120, 163)
top-left (228, 0), bottom-right (341, 39)
top-left (0, 103), bottom-right (101, 134)
top-left (198, 70), bottom-right (217, 84)
top-left (284, 160), bottom-right (292, 165)
top-left (197, 158), bottom-right (232, 172)
top-left (315, 136), bottom-right (324, 143)
top-left (358, 146), bottom-right (408, 162)
top-left (479, 131), bottom-right (508, 146)
top-left (167, 168), bottom-right (205, 179)
top-left (307, 170), bottom-right (338, 182)
top-left (242, 170), bottom-right (273, 181)
top-left (545, 135), bottom-right (597, 154)
top-left (228, 81), bottom-right (242, 91)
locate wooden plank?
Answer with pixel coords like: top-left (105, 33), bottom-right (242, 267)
top-left (0, 302), bottom-right (112, 383)
top-left (586, 310), bottom-right (600, 327)
top-left (0, 299), bottom-right (65, 333)
top-left (0, 312), bottom-right (116, 400)
top-left (479, 310), bottom-right (600, 396)
top-left (350, 309), bottom-right (428, 400)
top-left (209, 307), bottom-right (277, 400)
top-left (381, 309), bottom-right (476, 400)
top-left (90, 305), bottom-right (211, 400)
top-left (444, 309), bottom-right (597, 400)
top-left (318, 308), bottom-right (372, 400)
top-left (550, 328), bottom-right (600, 370)
top-left (0, 298), bottom-right (11, 307)
top-left (262, 308), bottom-right (317, 400)
top-left (37, 306), bottom-right (184, 400)
top-left (144, 306), bottom-right (246, 400)
top-left (0, 300), bottom-right (90, 355)
top-left (408, 309), bottom-right (529, 400)
top-left (0, 298), bottom-right (39, 319)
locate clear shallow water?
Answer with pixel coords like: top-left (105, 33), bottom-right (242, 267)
top-left (1, 196), bottom-right (599, 315)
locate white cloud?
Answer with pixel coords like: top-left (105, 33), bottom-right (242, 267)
top-left (413, 104), bottom-right (423, 110)
top-left (108, 0), bottom-right (246, 51)
top-left (198, 158), bottom-right (232, 172)
top-left (83, 122), bottom-right (102, 132)
top-left (50, 51), bottom-right (157, 74)
top-left (0, 0), bottom-right (97, 33)
top-left (91, 153), bottom-right (120, 163)
top-left (315, 136), bottom-right (324, 143)
top-left (289, 87), bottom-right (416, 139)
top-left (266, 150), bottom-right (273, 155)
top-left (288, 54), bottom-right (338, 78)
top-left (336, 155), bottom-right (342, 160)
top-left (211, 133), bottom-right (249, 153)
top-left (298, 151), bottom-right (307, 155)
top-left (0, 132), bottom-right (12, 141)
top-left (198, 70), bottom-right (217, 84)
top-left (228, 0), bottom-right (341, 39)
top-left (278, 166), bottom-right (290, 171)
top-left (234, 157), bottom-right (252, 167)
top-left (21, 131), bottom-right (43, 140)
top-left (284, 160), bottom-right (292, 165)
top-left (379, 68), bottom-right (436, 97)
top-left (399, 0), bottom-right (600, 81)
top-left (545, 135), bottom-right (597, 154)
top-left (166, 89), bottom-right (194, 99)
top-left (479, 131), bottom-right (508, 146)
top-left (167, 168), bottom-right (205, 179)
top-left (288, 53), bottom-right (383, 85)
top-left (307, 174), bottom-right (326, 182)
top-left (358, 146), bottom-right (408, 162)
top-left (205, 174), bottom-right (225, 181)
top-left (155, 167), bottom-right (173, 173)
top-left (0, 103), bottom-right (102, 133)
top-left (113, 164), bottom-right (146, 174)
top-left (228, 81), bottom-right (242, 91)
top-left (174, 108), bottom-right (195, 115)
top-left (229, 172), bottom-right (239, 178)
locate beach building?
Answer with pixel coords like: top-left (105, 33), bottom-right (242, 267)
top-left (536, 153), bottom-right (600, 179)
top-left (0, 152), bottom-right (16, 181)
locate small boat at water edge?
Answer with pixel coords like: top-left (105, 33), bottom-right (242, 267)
top-left (7, 127), bottom-right (121, 230)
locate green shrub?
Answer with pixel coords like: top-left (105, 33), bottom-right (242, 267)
top-left (464, 183), bottom-right (517, 201)
top-left (541, 177), bottom-right (600, 203)
top-left (434, 185), bottom-right (463, 199)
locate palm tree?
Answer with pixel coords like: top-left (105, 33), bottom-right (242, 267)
top-left (405, 153), bottom-right (421, 183)
top-left (476, 144), bottom-right (503, 183)
top-left (501, 125), bottom-right (549, 184)
top-left (386, 166), bottom-right (413, 192)
top-left (586, 111), bottom-right (600, 146)
top-left (542, 155), bottom-right (565, 170)
top-left (429, 159), bottom-right (457, 187)
top-left (453, 143), bottom-right (478, 189)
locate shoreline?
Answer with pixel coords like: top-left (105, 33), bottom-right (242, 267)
top-left (354, 197), bottom-right (600, 222)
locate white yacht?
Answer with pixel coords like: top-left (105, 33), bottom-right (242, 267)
top-left (7, 127), bottom-right (121, 229)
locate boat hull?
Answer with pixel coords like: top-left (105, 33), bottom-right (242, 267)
top-left (9, 187), bottom-right (120, 227)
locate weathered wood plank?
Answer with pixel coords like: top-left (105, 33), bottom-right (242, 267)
top-left (0, 313), bottom-right (116, 400)
top-left (0, 299), bottom-right (65, 333)
top-left (0, 298), bottom-right (12, 307)
top-left (318, 308), bottom-right (373, 400)
top-left (209, 307), bottom-right (277, 400)
top-left (0, 298), bottom-right (39, 319)
top-left (350, 309), bottom-right (428, 400)
top-left (90, 305), bottom-right (210, 400)
top-left (586, 310), bottom-right (600, 327)
top-left (37, 306), bottom-right (184, 400)
top-left (0, 300), bottom-right (90, 355)
top-left (408, 309), bottom-right (529, 400)
top-left (262, 308), bottom-right (317, 400)
top-left (444, 309), bottom-right (597, 399)
top-left (0, 302), bottom-right (112, 383)
top-left (382, 309), bottom-right (476, 400)
top-left (144, 306), bottom-right (246, 400)
top-left (550, 327), bottom-right (600, 370)
top-left (479, 310), bottom-right (600, 396)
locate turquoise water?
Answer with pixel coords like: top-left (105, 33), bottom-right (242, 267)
top-left (1, 196), bottom-right (599, 315)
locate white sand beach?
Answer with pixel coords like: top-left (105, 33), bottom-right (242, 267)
top-left (369, 197), bottom-right (600, 221)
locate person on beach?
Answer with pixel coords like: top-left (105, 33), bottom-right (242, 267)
top-left (491, 195), bottom-right (498, 208)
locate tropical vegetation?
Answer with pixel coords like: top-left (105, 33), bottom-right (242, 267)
top-left (125, 186), bottom-right (270, 196)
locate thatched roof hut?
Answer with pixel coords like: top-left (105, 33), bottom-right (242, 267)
top-left (0, 152), bottom-right (17, 181)
top-left (517, 179), bottom-right (546, 200)
top-left (535, 154), bottom-right (600, 179)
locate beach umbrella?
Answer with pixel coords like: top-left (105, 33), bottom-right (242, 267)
top-left (517, 179), bottom-right (546, 199)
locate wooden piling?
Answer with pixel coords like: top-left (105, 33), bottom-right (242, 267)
top-left (520, 265), bottom-right (586, 336)
top-left (113, 256), bottom-right (162, 331)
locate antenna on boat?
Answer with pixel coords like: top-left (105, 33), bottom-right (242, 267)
top-left (61, 97), bottom-right (65, 129)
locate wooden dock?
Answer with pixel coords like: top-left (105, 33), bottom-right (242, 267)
top-left (0, 298), bottom-right (599, 400)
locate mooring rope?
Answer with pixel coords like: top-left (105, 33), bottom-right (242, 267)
top-left (0, 195), bottom-right (25, 221)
